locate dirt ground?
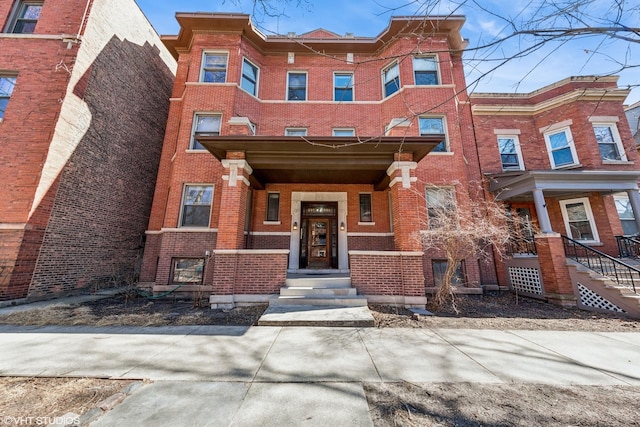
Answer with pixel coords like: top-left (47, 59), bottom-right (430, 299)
top-left (1, 291), bottom-right (639, 426)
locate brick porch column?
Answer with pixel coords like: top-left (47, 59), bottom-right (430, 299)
top-left (387, 153), bottom-right (422, 251)
top-left (535, 233), bottom-right (577, 306)
top-left (216, 152), bottom-right (252, 250)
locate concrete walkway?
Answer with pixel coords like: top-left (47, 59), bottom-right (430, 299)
top-left (1, 325), bottom-right (639, 426)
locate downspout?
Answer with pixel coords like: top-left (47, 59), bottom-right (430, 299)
top-left (76, 0), bottom-right (93, 41)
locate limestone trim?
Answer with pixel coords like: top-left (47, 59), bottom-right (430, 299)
top-left (221, 159), bottom-right (253, 187)
top-left (387, 161), bottom-right (418, 189)
top-left (146, 228), bottom-right (219, 234)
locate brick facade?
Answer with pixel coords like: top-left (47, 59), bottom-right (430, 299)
top-left (0, 0), bottom-right (175, 301)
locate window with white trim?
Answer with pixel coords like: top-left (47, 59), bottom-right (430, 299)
top-left (285, 128), bottom-right (307, 136)
top-left (334, 72), bottom-right (353, 101)
top-left (382, 62), bottom-right (400, 97)
top-left (0, 76), bottom-right (17, 120)
top-left (614, 194), bottom-right (638, 236)
top-left (426, 187), bottom-right (456, 228)
top-left (332, 128), bottom-right (355, 137)
top-left (287, 72), bottom-right (307, 101)
top-left (190, 114), bottom-right (221, 150)
top-left (201, 52), bottom-right (228, 83)
top-left (241, 58), bottom-right (259, 96)
top-left (359, 193), bottom-right (372, 222)
top-left (7, 1), bottom-right (42, 34)
top-left (544, 127), bottom-right (578, 168)
top-left (593, 123), bottom-right (626, 161)
top-left (170, 258), bottom-right (204, 284)
top-left (266, 193), bottom-right (280, 222)
top-left (497, 135), bottom-right (524, 171)
top-left (413, 56), bottom-right (439, 85)
top-left (180, 185), bottom-right (213, 227)
top-left (420, 117), bottom-right (447, 152)
top-left (560, 198), bottom-right (599, 242)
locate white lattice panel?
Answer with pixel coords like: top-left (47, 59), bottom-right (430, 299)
top-left (577, 283), bottom-right (624, 313)
top-left (508, 267), bottom-right (543, 295)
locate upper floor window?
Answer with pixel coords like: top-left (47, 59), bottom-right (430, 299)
top-left (180, 185), bottom-right (213, 227)
top-left (287, 72), bottom-right (307, 101)
top-left (334, 73), bottom-right (353, 101)
top-left (266, 193), bottom-right (280, 222)
top-left (593, 123), bottom-right (626, 162)
top-left (8, 1), bottom-right (42, 34)
top-left (0, 76), bottom-right (17, 120)
top-left (191, 114), bottom-right (221, 150)
top-left (544, 126), bottom-right (578, 168)
top-left (332, 128), bottom-right (355, 137)
top-left (201, 52), bottom-right (228, 83)
top-left (382, 62), bottom-right (400, 97)
top-left (419, 117), bottom-right (447, 152)
top-left (413, 56), bottom-right (439, 85)
top-left (497, 135), bottom-right (524, 171)
top-left (241, 58), bottom-right (259, 96)
top-left (285, 128), bottom-right (307, 136)
top-left (359, 193), bottom-right (373, 222)
top-left (426, 187), bottom-right (456, 228)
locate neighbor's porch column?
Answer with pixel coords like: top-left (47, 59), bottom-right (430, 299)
top-left (626, 189), bottom-right (640, 233)
top-left (387, 153), bottom-right (422, 251)
top-left (532, 189), bottom-right (553, 234)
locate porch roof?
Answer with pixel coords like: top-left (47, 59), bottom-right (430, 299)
top-left (196, 135), bottom-right (443, 190)
top-left (489, 170), bottom-right (640, 200)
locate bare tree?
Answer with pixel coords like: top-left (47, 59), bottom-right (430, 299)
top-left (420, 183), bottom-right (537, 312)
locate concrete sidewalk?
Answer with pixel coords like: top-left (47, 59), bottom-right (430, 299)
top-left (1, 325), bottom-right (639, 425)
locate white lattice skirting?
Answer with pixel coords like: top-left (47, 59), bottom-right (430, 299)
top-left (508, 266), bottom-right (543, 295)
top-left (577, 283), bottom-right (624, 313)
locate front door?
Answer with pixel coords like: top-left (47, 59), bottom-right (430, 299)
top-left (307, 219), bottom-right (331, 269)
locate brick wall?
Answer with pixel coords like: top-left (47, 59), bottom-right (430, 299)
top-left (153, 231), bottom-right (217, 286)
top-left (350, 252), bottom-right (425, 297)
top-left (211, 251), bottom-right (288, 294)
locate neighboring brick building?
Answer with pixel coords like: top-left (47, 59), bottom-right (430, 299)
top-left (140, 13), bottom-right (639, 312)
top-left (0, 0), bottom-right (176, 301)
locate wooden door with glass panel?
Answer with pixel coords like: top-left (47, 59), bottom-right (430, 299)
top-left (307, 219), bottom-right (331, 268)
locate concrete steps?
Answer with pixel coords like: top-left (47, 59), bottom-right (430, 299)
top-left (258, 273), bottom-right (374, 326)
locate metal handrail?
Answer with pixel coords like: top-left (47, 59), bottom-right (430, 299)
top-left (506, 239), bottom-right (537, 256)
top-left (615, 235), bottom-right (640, 258)
top-left (562, 235), bottom-right (638, 294)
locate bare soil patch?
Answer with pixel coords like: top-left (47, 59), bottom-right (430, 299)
top-left (365, 382), bottom-right (640, 427)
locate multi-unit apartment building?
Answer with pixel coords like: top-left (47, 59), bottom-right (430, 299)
top-left (140, 12), bottom-right (640, 315)
top-left (0, 0), bottom-right (175, 301)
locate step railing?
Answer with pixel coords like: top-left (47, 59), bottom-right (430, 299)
top-left (506, 239), bottom-right (537, 256)
top-left (562, 235), bottom-right (638, 294)
top-left (616, 235), bottom-right (640, 258)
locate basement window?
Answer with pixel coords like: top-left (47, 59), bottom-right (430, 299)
top-left (170, 258), bottom-right (204, 284)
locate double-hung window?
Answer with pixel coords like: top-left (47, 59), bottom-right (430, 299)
top-left (413, 56), bottom-right (439, 85)
top-left (0, 76), bottom-right (17, 120)
top-left (191, 114), bottom-right (221, 150)
top-left (593, 123), bottom-right (626, 161)
top-left (334, 73), bottom-right (353, 101)
top-left (544, 126), bottom-right (578, 168)
top-left (426, 187), bottom-right (456, 228)
top-left (382, 62), bottom-right (400, 97)
top-left (180, 185), bottom-right (213, 227)
top-left (614, 194), bottom-right (639, 236)
top-left (8, 1), bottom-right (42, 34)
top-left (201, 52), bottom-right (228, 83)
top-left (559, 198), bottom-right (599, 242)
top-left (287, 72), bottom-right (307, 101)
top-left (241, 58), bottom-right (259, 96)
top-left (497, 135), bottom-right (524, 171)
top-left (420, 117), bottom-right (447, 152)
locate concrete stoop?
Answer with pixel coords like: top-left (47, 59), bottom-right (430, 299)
top-left (258, 274), bottom-right (375, 327)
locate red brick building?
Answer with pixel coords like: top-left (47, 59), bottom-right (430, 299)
top-left (0, 0), bottom-right (176, 301)
top-left (141, 13), bottom-right (640, 314)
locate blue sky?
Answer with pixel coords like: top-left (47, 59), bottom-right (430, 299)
top-left (135, 0), bottom-right (640, 105)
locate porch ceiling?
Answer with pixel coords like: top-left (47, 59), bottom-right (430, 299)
top-left (197, 135), bottom-right (442, 190)
top-left (489, 170), bottom-right (640, 201)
